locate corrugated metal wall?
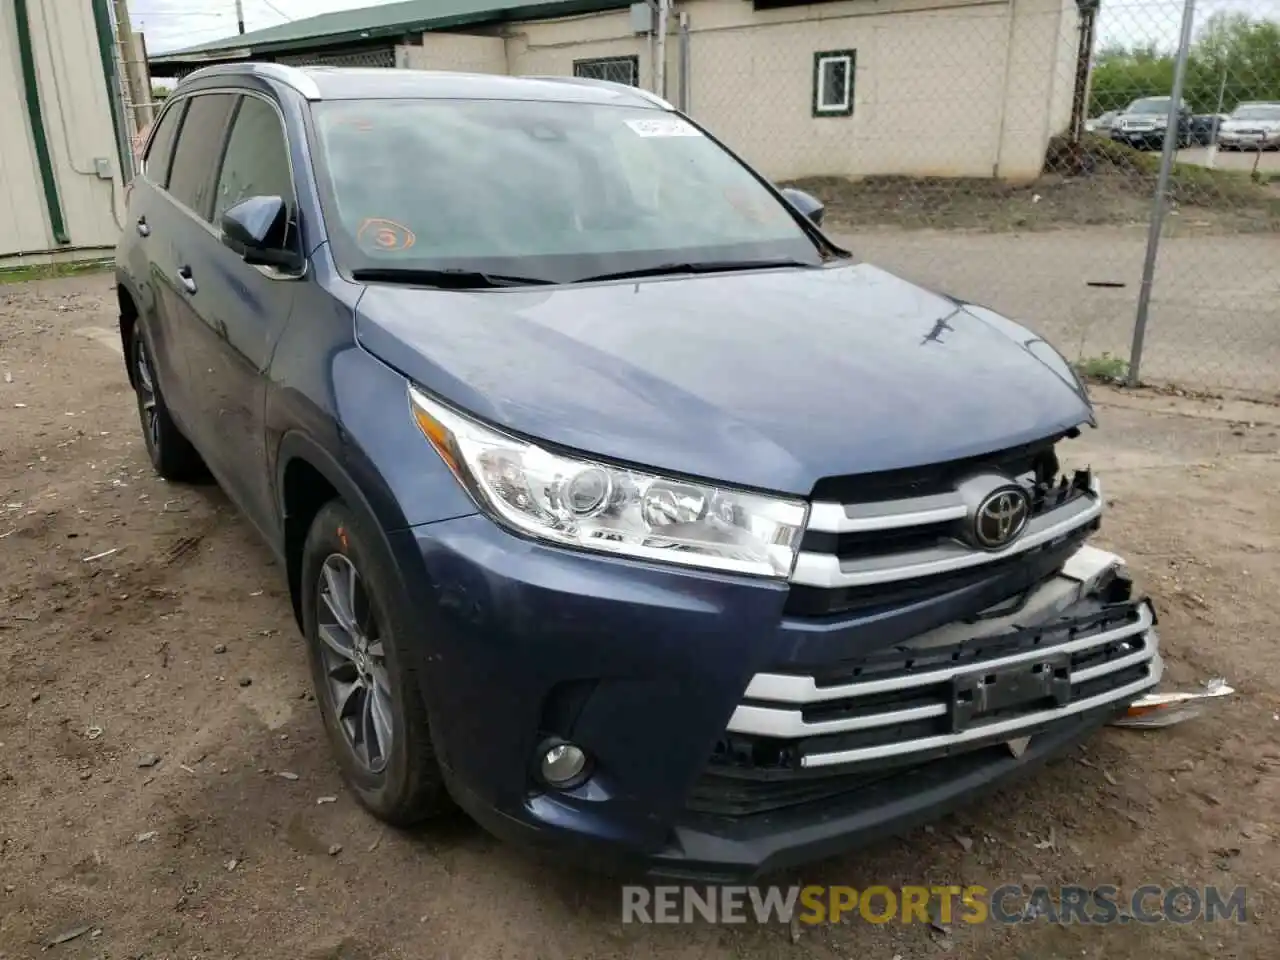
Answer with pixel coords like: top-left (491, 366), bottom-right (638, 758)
top-left (0, 0), bottom-right (123, 265)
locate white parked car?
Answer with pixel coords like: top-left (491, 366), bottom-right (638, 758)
top-left (1085, 111), bottom-right (1117, 134)
top-left (1217, 102), bottom-right (1280, 151)
top-left (1109, 97), bottom-right (1192, 151)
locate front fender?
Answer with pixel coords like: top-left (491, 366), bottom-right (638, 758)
top-left (332, 344), bottom-right (479, 530)
top-left (271, 343), bottom-right (478, 535)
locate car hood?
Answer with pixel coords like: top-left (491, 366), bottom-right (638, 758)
top-left (354, 262), bottom-right (1092, 495)
top-left (1223, 118), bottom-right (1280, 131)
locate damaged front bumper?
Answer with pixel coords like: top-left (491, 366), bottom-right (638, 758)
top-left (405, 502), bottom-right (1161, 879)
top-left (657, 544), bottom-right (1161, 876)
top-left (719, 544), bottom-right (1159, 774)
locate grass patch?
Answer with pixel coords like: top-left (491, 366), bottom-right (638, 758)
top-left (0, 257), bottom-right (113, 285)
top-left (1074, 352), bottom-right (1130, 383)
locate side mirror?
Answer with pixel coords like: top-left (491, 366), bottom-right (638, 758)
top-left (220, 195), bottom-right (301, 271)
top-left (779, 187), bottom-right (825, 228)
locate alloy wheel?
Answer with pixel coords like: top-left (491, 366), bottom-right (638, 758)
top-left (134, 337), bottom-right (161, 454)
top-left (316, 554), bottom-right (394, 773)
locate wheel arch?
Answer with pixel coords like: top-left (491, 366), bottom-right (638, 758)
top-left (276, 430), bottom-right (412, 631)
top-left (116, 281), bottom-right (140, 388)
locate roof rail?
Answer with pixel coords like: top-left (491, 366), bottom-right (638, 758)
top-left (180, 62), bottom-right (322, 100)
top-left (523, 74), bottom-right (674, 111)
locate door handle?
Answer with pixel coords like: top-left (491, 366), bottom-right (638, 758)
top-left (177, 266), bottom-right (197, 295)
top-left (136, 216), bottom-right (150, 238)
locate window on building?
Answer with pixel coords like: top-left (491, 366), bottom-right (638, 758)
top-left (573, 56), bottom-right (640, 87)
top-left (166, 93), bottom-right (239, 220)
top-left (213, 95), bottom-right (295, 231)
top-left (812, 50), bottom-right (855, 117)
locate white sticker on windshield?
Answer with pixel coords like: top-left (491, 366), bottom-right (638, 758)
top-left (624, 117), bottom-right (703, 138)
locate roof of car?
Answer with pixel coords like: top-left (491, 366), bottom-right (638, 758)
top-left (178, 62), bottom-right (673, 110)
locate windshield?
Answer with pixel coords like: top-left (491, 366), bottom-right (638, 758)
top-left (1232, 105), bottom-right (1280, 121)
top-left (1127, 98), bottom-right (1171, 115)
top-left (309, 98), bottom-right (823, 284)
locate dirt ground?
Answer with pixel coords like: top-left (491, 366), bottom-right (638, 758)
top-left (2, 273), bottom-right (1279, 960)
top-left (789, 137), bottom-right (1280, 236)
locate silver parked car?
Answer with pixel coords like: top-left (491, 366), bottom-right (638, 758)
top-left (1217, 102), bottom-right (1280, 151)
top-left (1085, 110), bottom-right (1117, 134)
top-left (1110, 96), bottom-right (1192, 151)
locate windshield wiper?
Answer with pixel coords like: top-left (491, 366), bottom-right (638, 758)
top-left (574, 258), bottom-right (815, 284)
top-left (351, 267), bottom-right (555, 289)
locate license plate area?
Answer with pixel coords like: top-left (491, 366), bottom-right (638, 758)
top-left (949, 654), bottom-right (1072, 733)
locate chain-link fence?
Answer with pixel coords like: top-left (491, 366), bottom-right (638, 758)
top-left (679, 0), bottom-right (1279, 398)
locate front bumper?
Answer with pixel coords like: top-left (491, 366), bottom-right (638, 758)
top-left (389, 515), bottom-right (1161, 879)
top-left (1218, 132), bottom-right (1280, 149)
top-left (1111, 128), bottom-right (1168, 147)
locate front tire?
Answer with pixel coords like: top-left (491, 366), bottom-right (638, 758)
top-left (130, 330), bottom-right (206, 482)
top-left (300, 500), bottom-right (453, 825)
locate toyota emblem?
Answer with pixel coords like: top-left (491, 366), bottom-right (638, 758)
top-left (972, 486), bottom-right (1031, 550)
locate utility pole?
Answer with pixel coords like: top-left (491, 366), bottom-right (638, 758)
top-left (1205, 64), bottom-right (1228, 169)
top-left (1068, 0), bottom-right (1100, 143)
top-left (111, 0), bottom-right (152, 144)
top-left (654, 0), bottom-right (669, 99)
top-left (236, 0), bottom-right (246, 34)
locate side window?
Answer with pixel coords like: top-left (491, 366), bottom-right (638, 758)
top-left (212, 95), bottom-right (295, 234)
top-left (143, 100), bottom-right (186, 186)
top-left (167, 93), bottom-right (238, 221)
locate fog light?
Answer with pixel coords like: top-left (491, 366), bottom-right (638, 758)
top-left (538, 739), bottom-right (589, 788)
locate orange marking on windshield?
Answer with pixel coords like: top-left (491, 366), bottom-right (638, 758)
top-left (357, 218), bottom-right (416, 252)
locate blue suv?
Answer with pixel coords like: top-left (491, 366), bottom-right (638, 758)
top-left (115, 64), bottom-right (1162, 879)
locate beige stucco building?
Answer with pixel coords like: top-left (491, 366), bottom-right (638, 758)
top-left (0, 0), bottom-right (127, 266)
top-left (394, 0), bottom-right (1079, 181)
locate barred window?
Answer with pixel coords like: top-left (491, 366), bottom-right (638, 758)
top-left (573, 56), bottom-right (640, 87)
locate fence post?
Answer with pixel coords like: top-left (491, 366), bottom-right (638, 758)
top-left (677, 11), bottom-right (690, 113)
top-left (654, 0), bottom-right (669, 99)
top-left (1127, 0), bottom-right (1197, 386)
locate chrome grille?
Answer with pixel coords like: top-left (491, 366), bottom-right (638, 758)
top-left (788, 437), bottom-right (1102, 612)
top-left (733, 604), bottom-right (1155, 760)
top-left (793, 476), bottom-right (1100, 588)
top-left (690, 547), bottom-right (1162, 817)
top-left (731, 546), bottom-right (1160, 770)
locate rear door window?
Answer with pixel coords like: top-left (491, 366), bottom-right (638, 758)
top-left (212, 95), bottom-right (295, 232)
top-left (143, 100), bottom-right (186, 187)
top-left (166, 93), bottom-right (238, 221)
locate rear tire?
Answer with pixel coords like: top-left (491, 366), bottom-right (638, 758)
top-left (300, 499), bottom-right (453, 825)
top-left (130, 330), bottom-right (207, 482)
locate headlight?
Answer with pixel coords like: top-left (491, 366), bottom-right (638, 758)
top-left (408, 386), bottom-right (808, 578)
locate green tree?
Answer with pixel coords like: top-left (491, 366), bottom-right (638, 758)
top-left (1088, 12), bottom-right (1280, 116)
